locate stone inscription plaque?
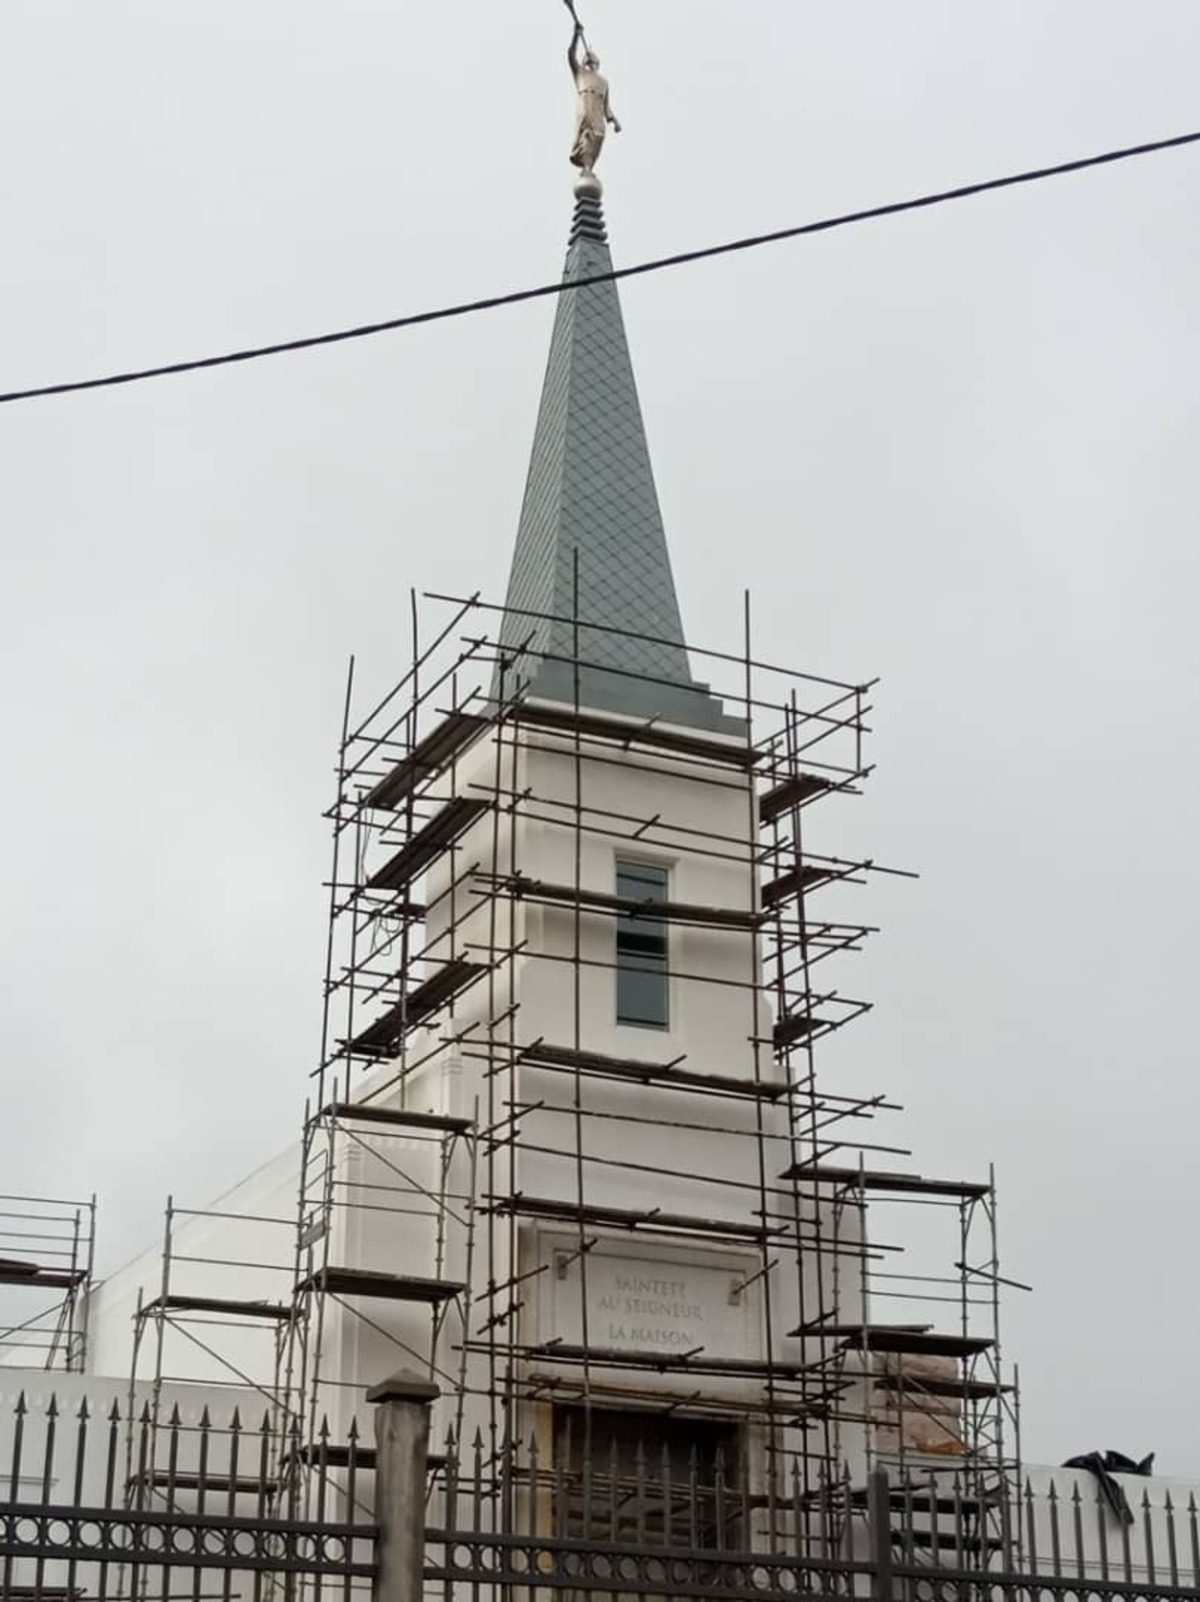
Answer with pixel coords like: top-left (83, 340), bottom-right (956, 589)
top-left (551, 1248), bottom-right (752, 1358)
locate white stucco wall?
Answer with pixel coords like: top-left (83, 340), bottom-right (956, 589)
top-left (70, 702), bottom-right (866, 1501)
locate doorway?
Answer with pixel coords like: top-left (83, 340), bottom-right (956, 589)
top-left (552, 1406), bottom-right (743, 1547)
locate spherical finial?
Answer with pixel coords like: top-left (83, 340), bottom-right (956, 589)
top-left (573, 170), bottom-right (603, 201)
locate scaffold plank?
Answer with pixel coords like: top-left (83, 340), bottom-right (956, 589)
top-left (487, 1194), bottom-right (782, 1242)
top-left (138, 1294), bottom-right (291, 1323)
top-left (321, 1102), bottom-right (474, 1136)
top-left (518, 1041), bottom-right (788, 1100)
top-left (761, 862), bottom-right (839, 909)
top-left (791, 1323), bottom-right (993, 1358)
top-left (772, 1012), bottom-right (828, 1049)
top-left (781, 1163), bottom-right (991, 1200)
top-left (0, 1266), bottom-right (89, 1290)
top-left (520, 1341), bottom-right (813, 1380)
top-left (296, 1266), bottom-right (465, 1304)
top-left (363, 711), bottom-right (489, 811)
top-left (759, 772), bottom-right (832, 823)
top-left (345, 958), bottom-right (488, 1059)
top-left (366, 796), bottom-right (491, 890)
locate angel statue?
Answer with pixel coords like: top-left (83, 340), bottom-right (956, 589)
top-left (568, 19), bottom-right (621, 183)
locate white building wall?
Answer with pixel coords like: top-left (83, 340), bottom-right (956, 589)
top-left (84, 1147), bottom-right (298, 1392)
top-left (73, 704), bottom-right (864, 1491)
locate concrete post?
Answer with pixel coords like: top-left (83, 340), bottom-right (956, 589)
top-left (367, 1370), bottom-right (440, 1602)
top-left (866, 1466), bottom-right (895, 1602)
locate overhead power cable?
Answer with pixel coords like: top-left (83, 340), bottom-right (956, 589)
top-left (2, 128), bottom-right (1198, 408)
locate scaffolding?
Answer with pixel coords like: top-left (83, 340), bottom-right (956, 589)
top-left (282, 585), bottom-right (1022, 1539)
top-left (124, 583), bottom-right (1022, 1557)
top-left (0, 1192), bottom-right (94, 1372)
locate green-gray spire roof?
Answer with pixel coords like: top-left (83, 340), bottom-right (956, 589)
top-left (496, 191), bottom-right (742, 737)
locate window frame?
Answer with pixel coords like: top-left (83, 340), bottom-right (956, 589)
top-left (614, 856), bottom-right (671, 1031)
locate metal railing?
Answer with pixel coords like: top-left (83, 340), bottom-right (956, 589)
top-left (3, 1386), bottom-right (1198, 1602)
top-left (0, 1390), bottom-right (373, 1600)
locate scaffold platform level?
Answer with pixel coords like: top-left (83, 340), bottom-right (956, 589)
top-left (487, 1194), bottom-right (783, 1244)
top-left (320, 1102), bottom-right (474, 1136)
top-left (0, 1262), bottom-right (87, 1290)
top-left (345, 957), bottom-right (488, 1058)
top-left (365, 796), bottom-right (491, 890)
top-left (363, 711), bottom-right (489, 810)
top-left (760, 773), bottom-right (832, 823)
top-left (138, 1294), bottom-right (292, 1323)
top-left (761, 862), bottom-right (840, 907)
top-left (773, 1012), bottom-right (830, 1049)
top-left (294, 1267), bottom-right (465, 1305)
top-left (781, 1163), bottom-right (992, 1200)
top-left (517, 1042), bottom-right (788, 1101)
top-left (501, 875), bottom-right (762, 932)
top-left (515, 1342), bottom-right (816, 1383)
top-left (792, 1323), bottom-right (994, 1359)
top-left (511, 701), bottom-right (757, 769)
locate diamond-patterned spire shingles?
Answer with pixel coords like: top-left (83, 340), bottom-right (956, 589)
top-left (496, 195), bottom-right (742, 736)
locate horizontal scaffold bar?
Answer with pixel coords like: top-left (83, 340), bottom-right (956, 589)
top-left (516, 1041), bottom-right (788, 1101)
top-left (781, 1164), bottom-right (991, 1201)
top-left (484, 1193), bottom-right (784, 1243)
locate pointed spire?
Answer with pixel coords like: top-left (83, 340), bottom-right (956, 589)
top-left (497, 190), bottom-right (742, 737)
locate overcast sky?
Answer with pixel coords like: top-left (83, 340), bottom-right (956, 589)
top-left (3, 0), bottom-right (1199, 1470)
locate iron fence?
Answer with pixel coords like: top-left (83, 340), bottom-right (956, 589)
top-left (425, 1429), bottom-right (1200, 1602)
top-left (0, 1391), bottom-right (373, 1600)
top-left (3, 1389), bottom-right (1200, 1602)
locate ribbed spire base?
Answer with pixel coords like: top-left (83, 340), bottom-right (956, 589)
top-left (569, 192), bottom-right (608, 246)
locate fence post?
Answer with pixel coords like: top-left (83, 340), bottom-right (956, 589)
top-left (367, 1370), bottom-right (440, 1602)
top-left (867, 1467), bottom-right (895, 1602)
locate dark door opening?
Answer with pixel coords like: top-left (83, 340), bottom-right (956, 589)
top-left (553, 1406), bottom-right (743, 1548)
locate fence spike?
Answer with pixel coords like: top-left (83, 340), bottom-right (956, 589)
top-left (345, 1411), bottom-right (362, 1533)
top-left (1047, 1479), bottom-right (1063, 1578)
top-left (41, 1391), bottom-right (60, 1503)
top-left (1143, 1485), bottom-right (1157, 1583)
top-left (8, 1392), bottom-right (26, 1503)
top-left (1022, 1477), bottom-right (1038, 1571)
top-left (103, 1389), bottom-right (120, 1509)
top-left (72, 1394), bottom-right (89, 1507)
top-left (227, 1404), bottom-right (243, 1521)
top-left (528, 1430), bottom-right (542, 1540)
top-left (196, 1405), bottom-right (212, 1513)
top-left (1070, 1476), bottom-right (1086, 1578)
